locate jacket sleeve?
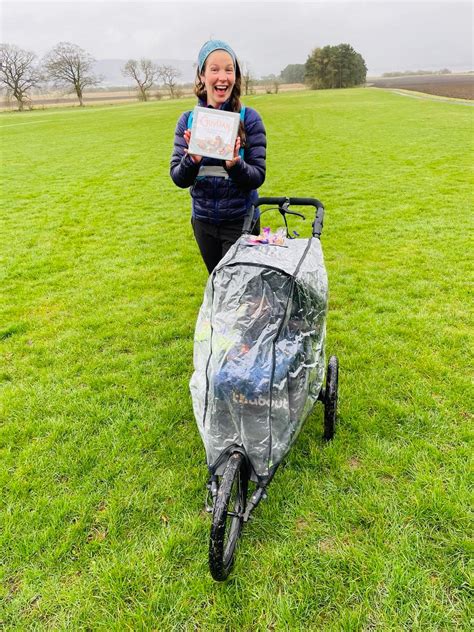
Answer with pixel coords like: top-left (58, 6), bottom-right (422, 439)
top-left (170, 111), bottom-right (201, 188)
top-left (225, 108), bottom-right (266, 189)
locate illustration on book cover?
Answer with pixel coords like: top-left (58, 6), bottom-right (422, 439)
top-left (188, 106), bottom-right (240, 161)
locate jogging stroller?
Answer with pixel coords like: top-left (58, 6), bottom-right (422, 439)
top-left (190, 197), bottom-right (339, 581)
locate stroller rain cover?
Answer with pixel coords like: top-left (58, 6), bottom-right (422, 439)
top-left (190, 235), bottom-right (328, 481)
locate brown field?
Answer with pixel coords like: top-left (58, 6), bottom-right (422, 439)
top-left (369, 73), bottom-right (474, 100)
top-left (0, 83), bottom-right (306, 111)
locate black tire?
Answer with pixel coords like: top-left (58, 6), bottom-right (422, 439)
top-left (324, 355), bottom-right (339, 440)
top-left (209, 451), bottom-right (248, 581)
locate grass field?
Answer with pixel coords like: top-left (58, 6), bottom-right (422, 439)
top-left (1, 88), bottom-right (473, 630)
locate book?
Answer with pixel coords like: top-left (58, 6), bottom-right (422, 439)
top-left (188, 106), bottom-right (240, 161)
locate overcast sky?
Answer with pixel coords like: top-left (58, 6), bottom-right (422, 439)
top-left (2, 0), bottom-right (473, 76)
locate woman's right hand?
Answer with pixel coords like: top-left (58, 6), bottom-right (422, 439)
top-left (183, 129), bottom-right (203, 164)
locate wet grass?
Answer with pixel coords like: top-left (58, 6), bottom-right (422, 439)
top-left (1, 88), bottom-right (472, 629)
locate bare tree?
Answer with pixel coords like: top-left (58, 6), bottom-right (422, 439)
top-left (157, 65), bottom-right (182, 99)
top-left (43, 42), bottom-right (100, 106)
top-left (261, 74), bottom-right (281, 94)
top-left (241, 62), bottom-right (255, 96)
top-left (122, 58), bottom-right (159, 101)
top-left (0, 43), bottom-right (42, 111)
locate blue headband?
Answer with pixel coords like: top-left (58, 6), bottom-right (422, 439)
top-left (198, 40), bottom-right (237, 74)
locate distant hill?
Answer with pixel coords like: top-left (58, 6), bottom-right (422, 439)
top-left (94, 58), bottom-right (196, 87)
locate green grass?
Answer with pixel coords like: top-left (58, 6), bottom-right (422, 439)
top-left (1, 89), bottom-right (473, 630)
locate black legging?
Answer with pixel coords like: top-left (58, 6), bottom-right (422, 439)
top-left (192, 216), bottom-right (260, 274)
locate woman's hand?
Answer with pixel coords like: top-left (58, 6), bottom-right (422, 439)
top-left (225, 136), bottom-right (241, 169)
top-left (183, 129), bottom-right (203, 164)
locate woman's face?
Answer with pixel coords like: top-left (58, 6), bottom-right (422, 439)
top-left (200, 50), bottom-right (236, 108)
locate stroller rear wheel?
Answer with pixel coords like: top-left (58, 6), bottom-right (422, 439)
top-left (324, 355), bottom-right (339, 440)
top-left (209, 451), bottom-right (248, 581)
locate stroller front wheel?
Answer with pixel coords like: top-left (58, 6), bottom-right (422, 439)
top-left (324, 355), bottom-right (339, 440)
top-left (209, 451), bottom-right (248, 581)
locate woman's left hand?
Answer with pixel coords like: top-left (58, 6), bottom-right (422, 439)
top-left (225, 137), bottom-right (241, 169)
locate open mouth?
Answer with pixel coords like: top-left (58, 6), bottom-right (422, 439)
top-left (214, 85), bottom-right (229, 96)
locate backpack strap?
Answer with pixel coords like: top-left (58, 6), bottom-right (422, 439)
top-left (238, 106), bottom-right (245, 159)
top-left (187, 106), bottom-right (246, 161)
top-left (187, 110), bottom-right (194, 129)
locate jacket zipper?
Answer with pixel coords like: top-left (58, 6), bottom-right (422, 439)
top-left (213, 176), bottom-right (218, 223)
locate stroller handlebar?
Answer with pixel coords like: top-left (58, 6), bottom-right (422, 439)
top-left (257, 196), bottom-right (323, 209)
top-left (242, 196), bottom-right (325, 238)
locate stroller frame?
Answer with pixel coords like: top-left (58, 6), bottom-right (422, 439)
top-left (199, 196), bottom-right (339, 581)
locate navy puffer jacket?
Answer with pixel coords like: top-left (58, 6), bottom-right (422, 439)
top-left (170, 101), bottom-right (266, 223)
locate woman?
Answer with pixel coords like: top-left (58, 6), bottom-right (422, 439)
top-left (170, 39), bottom-right (266, 274)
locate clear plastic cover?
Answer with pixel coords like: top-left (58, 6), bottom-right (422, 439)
top-left (190, 235), bottom-right (328, 480)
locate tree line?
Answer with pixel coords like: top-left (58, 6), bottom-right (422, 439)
top-left (0, 42), bottom-right (182, 110)
top-left (381, 69), bottom-right (452, 77)
top-left (280, 44), bottom-right (367, 89)
top-left (240, 44), bottom-right (367, 94)
top-left (0, 40), bottom-right (368, 111)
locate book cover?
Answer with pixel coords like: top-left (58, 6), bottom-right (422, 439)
top-left (188, 106), bottom-right (240, 161)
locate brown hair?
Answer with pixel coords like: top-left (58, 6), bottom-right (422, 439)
top-left (194, 58), bottom-right (246, 148)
